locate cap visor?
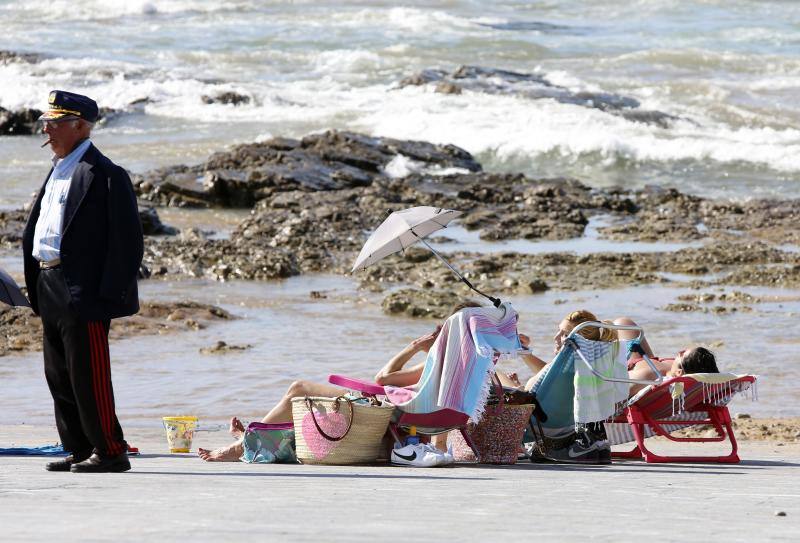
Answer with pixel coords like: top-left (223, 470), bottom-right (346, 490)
top-left (38, 111), bottom-right (78, 121)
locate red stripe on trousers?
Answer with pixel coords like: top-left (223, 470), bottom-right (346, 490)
top-left (97, 322), bottom-right (121, 456)
top-left (89, 322), bottom-right (116, 455)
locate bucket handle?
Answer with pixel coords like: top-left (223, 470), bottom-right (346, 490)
top-left (305, 396), bottom-right (354, 442)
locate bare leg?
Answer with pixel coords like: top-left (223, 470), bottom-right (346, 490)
top-left (229, 416), bottom-right (245, 437)
top-left (431, 433), bottom-right (448, 452)
top-left (613, 317), bottom-right (655, 357)
top-left (197, 440), bottom-right (243, 462)
top-left (198, 380), bottom-right (345, 462)
top-left (261, 380), bottom-right (345, 424)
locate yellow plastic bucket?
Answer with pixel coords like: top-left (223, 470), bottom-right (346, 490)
top-left (162, 416), bottom-right (198, 453)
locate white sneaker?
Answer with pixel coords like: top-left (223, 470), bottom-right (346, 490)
top-left (441, 445), bottom-right (455, 466)
top-left (391, 442), bottom-right (442, 468)
top-left (423, 442), bottom-right (454, 466)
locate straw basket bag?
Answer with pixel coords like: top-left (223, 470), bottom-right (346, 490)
top-left (449, 403), bottom-right (534, 464)
top-left (449, 377), bottom-right (537, 464)
top-left (292, 396), bottom-right (394, 465)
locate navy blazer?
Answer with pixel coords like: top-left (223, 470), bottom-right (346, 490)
top-left (22, 143), bottom-right (143, 321)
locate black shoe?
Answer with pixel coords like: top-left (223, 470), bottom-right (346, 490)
top-left (584, 423), bottom-right (612, 465)
top-left (45, 453), bottom-right (90, 472)
top-left (70, 453), bottom-right (131, 473)
top-left (542, 429), bottom-right (607, 465)
top-left (526, 442), bottom-right (554, 463)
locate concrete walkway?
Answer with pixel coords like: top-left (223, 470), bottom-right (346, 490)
top-left (0, 424), bottom-right (797, 542)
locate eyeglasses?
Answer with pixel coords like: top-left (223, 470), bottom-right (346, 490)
top-left (41, 118), bottom-right (79, 130)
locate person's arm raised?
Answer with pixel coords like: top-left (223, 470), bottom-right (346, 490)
top-left (518, 333), bottom-right (548, 374)
top-left (374, 327), bottom-right (439, 387)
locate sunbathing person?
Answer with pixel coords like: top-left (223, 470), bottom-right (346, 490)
top-left (628, 346), bottom-right (719, 396)
top-left (498, 309), bottom-right (655, 391)
top-left (198, 302), bottom-right (480, 462)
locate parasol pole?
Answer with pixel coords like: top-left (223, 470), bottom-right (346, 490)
top-left (412, 230), bottom-right (501, 308)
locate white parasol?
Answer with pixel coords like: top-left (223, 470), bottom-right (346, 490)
top-left (351, 206), bottom-right (500, 306)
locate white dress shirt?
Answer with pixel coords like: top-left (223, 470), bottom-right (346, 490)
top-left (32, 139), bottom-right (92, 262)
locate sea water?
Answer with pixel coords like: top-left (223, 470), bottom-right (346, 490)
top-left (1, 1), bottom-right (798, 422)
top-left (0, 276), bottom-right (796, 425)
top-left (1, 0), bottom-right (800, 208)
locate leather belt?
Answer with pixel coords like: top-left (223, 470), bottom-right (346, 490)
top-left (39, 258), bottom-right (61, 270)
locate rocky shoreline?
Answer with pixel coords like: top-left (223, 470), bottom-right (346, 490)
top-left (0, 301), bottom-right (234, 357)
top-left (3, 128), bottom-right (799, 318)
top-left (128, 129), bottom-right (799, 317)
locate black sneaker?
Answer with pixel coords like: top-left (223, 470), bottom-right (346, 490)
top-left (583, 423), bottom-right (612, 465)
top-left (542, 437), bottom-right (601, 464)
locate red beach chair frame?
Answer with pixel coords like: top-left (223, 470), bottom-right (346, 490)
top-left (328, 374), bottom-right (478, 455)
top-left (611, 375), bottom-right (756, 464)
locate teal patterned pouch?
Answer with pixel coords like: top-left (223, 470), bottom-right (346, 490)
top-left (240, 422), bottom-right (297, 464)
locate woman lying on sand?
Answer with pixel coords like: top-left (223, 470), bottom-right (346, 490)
top-left (198, 302), bottom-right (483, 462)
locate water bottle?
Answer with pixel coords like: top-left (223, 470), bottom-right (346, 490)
top-left (405, 426), bottom-right (419, 446)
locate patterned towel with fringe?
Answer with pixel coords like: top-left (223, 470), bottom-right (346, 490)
top-left (571, 335), bottom-right (630, 424)
top-left (384, 303), bottom-right (520, 421)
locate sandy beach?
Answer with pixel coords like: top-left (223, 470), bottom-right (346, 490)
top-left (1, 424), bottom-right (798, 542)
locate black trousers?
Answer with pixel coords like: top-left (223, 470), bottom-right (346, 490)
top-left (38, 268), bottom-right (127, 457)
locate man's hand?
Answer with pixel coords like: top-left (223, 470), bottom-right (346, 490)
top-left (519, 333), bottom-right (531, 349)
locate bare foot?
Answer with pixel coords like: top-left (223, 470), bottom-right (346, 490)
top-left (197, 441), bottom-right (244, 462)
top-left (229, 416), bottom-right (245, 438)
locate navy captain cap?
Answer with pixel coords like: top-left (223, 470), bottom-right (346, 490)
top-left (39, 90), bottom-right (99, 123)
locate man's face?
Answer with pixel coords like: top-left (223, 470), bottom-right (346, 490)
top-left (42, 118), bottom-right (85, 158)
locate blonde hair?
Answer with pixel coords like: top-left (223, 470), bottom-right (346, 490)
top-left (564, 310), bottom-right (617, 342)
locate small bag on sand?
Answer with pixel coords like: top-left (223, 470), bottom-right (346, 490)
top-left (292, 396), bottom-right (394, 465)
top-left (240, 422), bottom-right (297, 464)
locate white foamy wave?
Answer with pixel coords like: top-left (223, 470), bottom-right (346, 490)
top-left (313, 50), bottom-right (386, 77)
top-left (327, 7), bottom-right (478, 34)
top-left (383, 155), bottom-right (471, 179)
top-left (356, 86), bottom-right (800, 174)
top-left (0, 0), bottom-right (251, 22)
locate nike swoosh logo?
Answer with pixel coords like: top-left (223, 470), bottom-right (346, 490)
top-left (393, 451), bottom-right (417, 461)
top-left (568, 445), bottom-right (597, 458)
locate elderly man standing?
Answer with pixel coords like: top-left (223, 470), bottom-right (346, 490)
top-left (22, 91), bottom-right (143, 473)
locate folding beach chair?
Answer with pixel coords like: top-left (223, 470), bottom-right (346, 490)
top-left (329, 303), bottom-right (528, 454)
top-left (606, 373), bottom-right (757, 463)
top-left (528, 321), bottom-right (663, 442)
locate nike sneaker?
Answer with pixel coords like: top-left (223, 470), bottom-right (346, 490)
top-left (427, 443), bottom-right (454, 466)
top-left (390, 442), bottom-right (442, 467)
top-left (541, 428), bottom-right (608, 465)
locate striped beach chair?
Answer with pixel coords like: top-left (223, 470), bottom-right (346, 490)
top-left (606, 373), bottom-right (758, 463)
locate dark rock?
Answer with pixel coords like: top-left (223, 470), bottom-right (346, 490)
top-left (0, 209), bottom-right (26, 249)
top-left (0, 107), bottom-right (43, 135)
top-left (477, 21), bottom-right (575, 33)
top-left (0, 50), bottom-right (40, 64)
top-left (201, 91), bottom-right (251, 105)
top-left (133, 130), bottom-right (481, 208)
top-left (1, 300), bottom-right (233, 357)
top-left (397, 65), bottom-right (680, 127)
top-left (435, 82), bottom-right (462, 95)
top-left (382, 288), bottom-right (462, 319)
top-left (199, 340), bottom-right (252, 355)
top-left (398, 69), bottom-right (449, 88)
top-left (138, 206), bottom-right (178, 236)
